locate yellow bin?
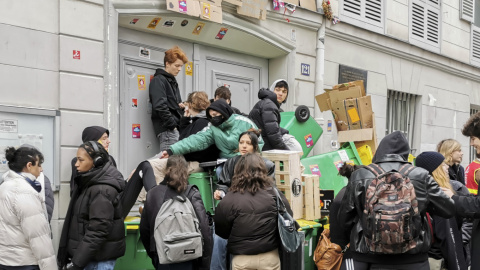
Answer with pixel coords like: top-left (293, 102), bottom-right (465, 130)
top-left (357, 144), bottom-right (373, 165)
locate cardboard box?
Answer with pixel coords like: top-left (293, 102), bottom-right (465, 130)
top-left (357, 95), bottom-right (373, 128)
top-left (300, 0), bottom-right (317, 11)
top-left (315, 80), bottom-right (366, 112)
top-left (331, 100), bottom-right (349, 131)
top-left (337, 114), bottom-right (378, 154)
top-left (344, 98), bottom-right (361, 130)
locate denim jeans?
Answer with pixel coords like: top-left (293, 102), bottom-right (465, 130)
top-left (158, 129), bottom-right (179, 152)
top-left (211, 232), bottom-right (228, 270)
top-left (84, 260), bottom-right (116, 270)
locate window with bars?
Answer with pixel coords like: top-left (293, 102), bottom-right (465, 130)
top-left (469, 107), bottom-right (480, 162)
top-left (340, 0), bottom-right (384, 34)
top-left (409, 0), bottom-right (441, 53)
top-left (386, 90), bottom-right (419, 153)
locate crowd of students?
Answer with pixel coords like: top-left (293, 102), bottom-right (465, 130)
top-left (4, 44), bottom-right (480, 270)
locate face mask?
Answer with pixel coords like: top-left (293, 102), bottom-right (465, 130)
top-left (210, 115), bottom-right (224, 127)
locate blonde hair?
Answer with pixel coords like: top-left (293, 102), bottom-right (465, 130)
top-left (437, 139), bottom-right (461, 165)
top-left (431, 162), bottom-right (454, 193)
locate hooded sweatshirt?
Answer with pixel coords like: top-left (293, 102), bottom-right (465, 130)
top-left (168, 99), bottom-right (263, 159)
top-left (372, 131), bottom-right (410, 163)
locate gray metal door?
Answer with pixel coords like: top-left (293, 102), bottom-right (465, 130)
top-left (119, 59), bottom-right (161, 175)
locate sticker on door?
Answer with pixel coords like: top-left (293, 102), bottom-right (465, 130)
top-left (132, 124), bottom-right (141, 138)
top-left (138, 75), bottom-right (146, 90)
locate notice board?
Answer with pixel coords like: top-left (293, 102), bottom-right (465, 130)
top-left (0, 106), bottom-right (60, 189)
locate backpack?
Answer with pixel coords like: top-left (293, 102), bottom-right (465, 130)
top-left (154, 185), bottom-right (203, 264)
top-left (363, 163), bottom-right (420, 254)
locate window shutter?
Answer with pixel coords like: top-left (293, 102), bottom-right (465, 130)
top-left (461, 0), bottom-right (475, 22)
top-left (410, 0), bottom-right (440, 52)
top-left (365, 0), bottom-right (382, 24)
top-left (344, 0), bottom-right (361, 16)
top-left (471, 26), bottom-right (480, 66)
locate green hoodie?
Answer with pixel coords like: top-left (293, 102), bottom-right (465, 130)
top-left (169, 113), bottom-right (263, 159)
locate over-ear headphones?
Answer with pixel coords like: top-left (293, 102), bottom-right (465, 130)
top-left (87, 141), bottom-right (105, 168)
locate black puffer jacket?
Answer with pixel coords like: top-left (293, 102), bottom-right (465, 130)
top-left (70, 155), bottom-right (117, 196)
top-left (149, 69), bottom-right (183, 136)
top-left (140, 182), bottom-right (213, 270)
top-left (338, 131), bottom-right (456, 265)
top-left (66, 162), bottom-right (126, 267)
top-left (178, 111), bottom-right (220, 163)
top-left (214, 187), bottom-right (292, 255)
top-left (216, 155), bottom-right (275, 194)
top-left (249, 89), bottom-right (289, 151)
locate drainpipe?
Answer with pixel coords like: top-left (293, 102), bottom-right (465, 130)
top-left (313, 4), bottom-right (326, 155)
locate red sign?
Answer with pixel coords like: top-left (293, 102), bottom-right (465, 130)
top-left (73, 50), bottom-right (81, 60)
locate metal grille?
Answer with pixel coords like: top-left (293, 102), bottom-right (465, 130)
top-left (386, 90), bottom-right (418, 154)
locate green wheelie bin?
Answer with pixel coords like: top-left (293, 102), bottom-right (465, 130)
top-left (280, 105), bottom-right (323, 159)
top-left (188, 172), bottom-right (219, 215)
top-left (114, 217), bottom-right (154, 270)
top-left (298, 219), bottom-right (323, 270)
top-left (301, 142), bottom-right (363, 196)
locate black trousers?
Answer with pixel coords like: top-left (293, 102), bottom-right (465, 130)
top-left (0, 265), bottom-right (40, 270)
top-left (119, 161), bottom-right (158, 217)
top-left (342, 259), bottom-right (429, 270)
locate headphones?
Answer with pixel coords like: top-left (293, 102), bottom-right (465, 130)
top-left (23, 176), bottom-right (42, 193)
top-left (86, 141), bottom-right (105, 168)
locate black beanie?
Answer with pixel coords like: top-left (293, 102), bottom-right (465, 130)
top-left (206, 99), bottom-right (234, 120)
top-left (81, 126), bottom-right (109, 142)
top-left (415, 151), bottom-right (445, 175)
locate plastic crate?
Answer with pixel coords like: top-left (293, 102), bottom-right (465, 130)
top-left (280, 111), bottom-right (323, 158)
top-left (301, 142), bottom-right (363, 196)
top-left (114, 217), bottom-right (154, 270)
top-left (188, 172), bottom-right (218, 215)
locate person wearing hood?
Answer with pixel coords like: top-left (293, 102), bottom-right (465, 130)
top-left (69, 126), bottom-right (116, 196)
top-left (211, 86), bottom-right (248, 117)
top-left (160, 98), bottom-right (263, 159)
top-left (249, 80), bottom-right (302, 151)
top-left (149, 46), bottom-right (188, 152)
top-left (416, 152), bottom-right (470, 270)
top-left (337, 131), bottom-right (455, 270)
top-left (58, 141), bottom-right (126, 270)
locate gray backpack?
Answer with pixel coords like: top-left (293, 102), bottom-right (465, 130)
top-left (154, 185), bottom-right (203, 264)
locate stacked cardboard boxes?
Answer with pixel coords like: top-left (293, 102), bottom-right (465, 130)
top-left (315, 80), bottom-right (377, 153)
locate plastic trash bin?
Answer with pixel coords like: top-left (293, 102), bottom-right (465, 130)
top-left (298, 219), bottom-right (322, 270)
top-left (301, 142), bottom-right (363, 196)
top-left (280, 107), bottom-right (323, 159)
top-left (357, 144), bottom-right (373, 165)
top-left (114, 217), bottom-right (154, 270)
top-left (188, 172), bottom-right (218, 215)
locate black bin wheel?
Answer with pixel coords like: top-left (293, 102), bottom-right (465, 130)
top-left (295, 105), bottom-right (310, 123)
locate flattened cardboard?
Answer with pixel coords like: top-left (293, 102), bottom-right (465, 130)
top-left (236, 0), bottom-right (268, 19)
top-left (329, 88), bottom-right (364, 104)
top-left (357, 95), bottom-right (373, 128)
top-left (223, 0), bottom-right (242, 6)
top-left (332, 80), bottom-right (366, 96)
top-left (315, 92), bottom-right (331, 112)
top-left (284, 0), bottom-right (299, 5)
top-left (337, 114), bottom-right (378, 154)
top-left (209, 4), bottom-right (223, 23)
top-left (331, 100), bottom-right (349, 131)
top-left (300, 0), bottom-right (316, 11)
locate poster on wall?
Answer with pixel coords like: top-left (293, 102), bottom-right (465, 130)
top-left (137, 75), bottom-right (146, 90)
top-left (147, 17), bottom-right (161, 29)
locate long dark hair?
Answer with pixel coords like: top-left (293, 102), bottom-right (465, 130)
top-left (5, 146), bottom-right (44, 172)
top-left (237, 128), bottom-right (262, 153)
top-left (165, 155), bottom-right (189, 193)
top-left (338, 163), bottom-right (364, 179)
top-left (229, 153), bottom-right (273, 195)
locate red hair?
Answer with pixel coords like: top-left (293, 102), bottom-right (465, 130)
top-left (164, 46), bottom-right (188, 66)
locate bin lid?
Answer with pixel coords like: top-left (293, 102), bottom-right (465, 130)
top-left (297, 219), bottom-right (321, 231)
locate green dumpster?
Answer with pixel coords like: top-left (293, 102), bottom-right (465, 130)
top-left (114, 217), bottom-right (154, 270)
top-left (301, 142), bottom-right (363, 196)
top-left (298, 219), bottom-right (322, 270)
top-left (188, 172), bottom-right (218, 215)
top-left (280, 109), bottom-right (323, 159)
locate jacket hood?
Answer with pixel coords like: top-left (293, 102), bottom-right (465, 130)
top-left (82, 126), bottom-right (109, 142)
top-left (195, 110), bottom-right (207, 119)
top-left (258, 88), bottom-right (280, 108)
top-left (269, 79), bottom-right (288, 104)
top-left (154, 68), bottom-right (176, 80)
top-left (77, 162), bottom-right (124, 193)
top-left (372, 131), bottom-right (410, 163)
top-left (206, 99), bottom-right (234, 120)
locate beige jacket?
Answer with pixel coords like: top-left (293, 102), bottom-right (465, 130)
top-left (0, 170), bottom-right (56, 270)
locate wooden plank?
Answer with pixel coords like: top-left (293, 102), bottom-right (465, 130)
top-left (302, 174), bottom-right (321, 220)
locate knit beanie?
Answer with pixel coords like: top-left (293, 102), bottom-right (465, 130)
top-left (81, 126), bottom-right (109, 142)
top-left (415, 151), bottom-right (445, 175)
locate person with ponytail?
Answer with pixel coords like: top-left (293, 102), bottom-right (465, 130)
top-left (139, 155), bottom-right (212, 270)
top-left (416, 151), bottom-right (471, 270)
top-left (58, 141), bottom-right (126, 270)
top-left (0, 146), bottom-right (56, 270)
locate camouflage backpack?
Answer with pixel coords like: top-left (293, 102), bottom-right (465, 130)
top-left (363, 163), bottom-right (421, 254)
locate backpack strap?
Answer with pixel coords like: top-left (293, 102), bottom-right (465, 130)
top-left (184, 184), bottom-right (198, 201)
top-left (398, 164), bottom-right (415, 177)
top-left (365, 163), bottom-right (386, 177)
